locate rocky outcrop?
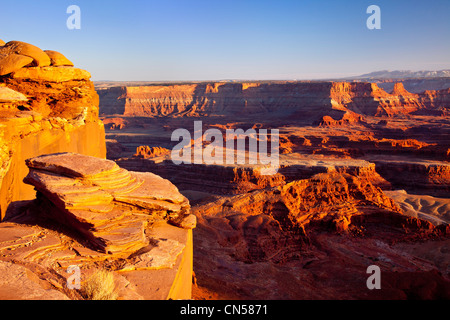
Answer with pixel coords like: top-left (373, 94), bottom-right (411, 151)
top-left (194, 171), bottom-right (404, 235)
top-left (134, 146), bottom-right (171, 159)
top-left (373, 159), bottom-right (450, 197)
top-left (279, 172), bottom-right (401, 232)
top-left (192, 172), bottom-right (449, 299)
top-left (23, 152), bottom-right (193, 254)
top-left (319, 111), bottom-right (364, 127)
top-left (0, 40), bottom-right (105, 219)
top-left (0, 152), bottom-right (196, 300)
top-left (0, 215), bottom-right (195, 299)
top-left (116, 156), bottom-right (389, 195)
top-left (418, 88), bottom-right (450, 115)
top-left (98, 81), bottom-right (450, 122)
top-left (0, 41), bottom-right (74, 75)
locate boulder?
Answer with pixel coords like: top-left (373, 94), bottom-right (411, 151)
top-left (0, 53), bottom-right (33, 76)
top-left (2, 41), bottom-right (51, 67)
top-left (0, 41), bottom-right (78, 77)
top-left (11, 66), bottom-right (91, 82)
top-left (0, 39), bottom-right (5, 46)
top-left (44, 50), bottom-right (74, 67)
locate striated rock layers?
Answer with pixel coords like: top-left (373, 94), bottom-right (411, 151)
top-left (373, 159), bottom-right (450, 197)
top-left (0, 39), bottom-right (105, 219)
top-left (23, 152), bottom-right (194, 254)
top-left (98, 81), bottom-right (450, 122)
top-left (116, 156), bottom-right (389, 195)
top-left (194, 171), bottom-right (413, 238)
top-left (0, 152), bottom-right (195, 299)
top-left (192, 171), bottom-right (450, 299)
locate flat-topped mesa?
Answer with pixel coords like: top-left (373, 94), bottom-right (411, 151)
top-left (23, 152), bottom-right (195, 254)
top-left (98, 81), bottom-right (450, 122)
top-left (329, 81), bottom-right (422, 116)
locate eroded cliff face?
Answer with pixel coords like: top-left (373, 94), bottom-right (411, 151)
top-left (0, 40), bottom-right (106, 219)
top-left (191, 171), bottom-right (449, 299)
top-left (329, 82), bottom-right (423, 116)
top-left (97, 78), bottom-right (450, 299)
top-left (98, 81), bottom-right (450, 122)
top-left (0, 40), bottom-right (195, 300)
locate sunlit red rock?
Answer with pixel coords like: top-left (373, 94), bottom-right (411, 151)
top-left (23, 152), bottom-right (193, 253)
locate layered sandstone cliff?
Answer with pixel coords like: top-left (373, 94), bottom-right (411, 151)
top-left (98, 81), bottom-right (450, 122)
top-left (192, 171), bottom-right (449, 299)
top-left (1, 153), bottom-right (195, 300)
top-left (0, 40), bottom-right (106, 219)
top-left (373, 158), bottom-right (450, 197)
top-left (0, 39), bottom-right (195, 300)
top-left (116, 155), bottom-right (389, 195)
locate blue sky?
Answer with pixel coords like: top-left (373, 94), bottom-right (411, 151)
top-left (1, 0), bottom-right (449, 81)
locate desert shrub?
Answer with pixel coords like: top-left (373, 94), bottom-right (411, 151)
top-left (81, 269), bottom-right (118, 300)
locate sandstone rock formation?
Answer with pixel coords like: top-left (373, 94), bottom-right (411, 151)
top-left (373, 158), bottom-right (450, 197)
top-left (44, 50), bottom-right (74, 67)
top-left (116, 154), bottom-right (390, 196)
top-left (11, 66), bottom-right (91, 83)
top-left (0, 152), bottom-right (196, 300)
top-left (97, 78), bottom-right (450, 300)
top-left (0, 40), bottom-right (105, 219)
top-left (98, 81), bottom-right (450, 122)
top-left (0, 259), bottom-right (69, 300)
top-left (0, 38), bottom-right (199, 301)
top-left (23, 152), bottom-right (194, 254)
top-left (0, 40), bottom-right (76, 76)
top-left (191, 171), bottom-right (449, 299)
top-left (0, 86), bottom-right (27, 103)
top-left (134, 146), bottom-right (171, 159)
top-left (0, 217), bottom-right (194, 299)
top-left (319, 111), bottom-right (364, 127)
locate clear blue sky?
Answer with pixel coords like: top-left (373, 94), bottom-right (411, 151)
top-left (1, 0), bottom-right (449, 81)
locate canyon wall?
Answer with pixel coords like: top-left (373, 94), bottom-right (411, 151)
top-left (98, 81), bottom-right (450, 121)
top-left (115, 156), bottom-right (389, 196)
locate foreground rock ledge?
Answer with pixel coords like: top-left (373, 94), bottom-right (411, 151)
top-left (23, 152), bottom-right (195, 254)
top-left (0, 220), bottom-right (194, 300)
top-left (0, 152), bottom-right (196, 300)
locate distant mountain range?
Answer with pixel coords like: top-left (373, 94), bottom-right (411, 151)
top-left (352, 70), bottom-right (450, 80)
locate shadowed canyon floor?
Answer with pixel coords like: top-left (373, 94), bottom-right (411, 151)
top-left (99, 80), bottom-right (450, 300)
